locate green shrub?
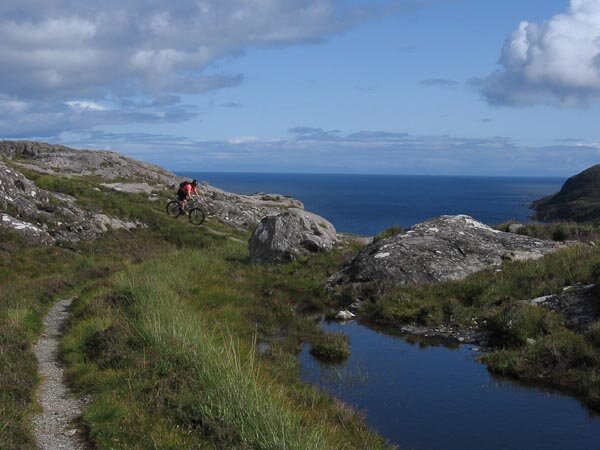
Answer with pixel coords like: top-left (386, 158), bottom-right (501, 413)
top-left (310, 332), bottom-right (350, 363)
top-left (552, 225), bottom-right (568, 242)
top-left (587, 322), bottom-right (600, 349)
top-left (486, 304), bottom-right (562, 347)
top-left (373, 226), bottom-right (404, 243)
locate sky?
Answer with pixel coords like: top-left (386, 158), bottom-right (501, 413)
top-left (1, 0), bottom-right (600, 176)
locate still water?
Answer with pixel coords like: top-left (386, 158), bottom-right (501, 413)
top-left (300, 321), bottom-right (600, 450)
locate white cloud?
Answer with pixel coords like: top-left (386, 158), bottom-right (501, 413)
top-left (60, 128), bottom-right (600, 177)
top-left (475, 0), bottom-right (600, 106)
top-left (0, 1), bottom-right (391, 100)
top-left (65, 101), bottom-right (108, 113)
top-left (0, 0), bottom-right (402, 136)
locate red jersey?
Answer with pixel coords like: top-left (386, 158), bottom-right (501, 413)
top-left (181, 183), bottom-right (194, 195)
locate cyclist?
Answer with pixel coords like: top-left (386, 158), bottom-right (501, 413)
top-left (177, 179), bottom-right (200, 212)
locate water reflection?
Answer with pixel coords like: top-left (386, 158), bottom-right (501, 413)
top-left (300, 321), bottom-right (600, 450)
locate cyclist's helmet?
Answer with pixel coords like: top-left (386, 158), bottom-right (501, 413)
top-left (191, 179), bottom-right (198, 186)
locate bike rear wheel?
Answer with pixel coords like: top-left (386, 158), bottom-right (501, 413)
top-left (166, 201), bottom-right (183, 217)
top-left (188, 207), bottom-right (206, 225)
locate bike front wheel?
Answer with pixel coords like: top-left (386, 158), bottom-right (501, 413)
top-left (166, 201), bottom-right (183, 218)
top-left (188, 207), bottom-right (206, 225)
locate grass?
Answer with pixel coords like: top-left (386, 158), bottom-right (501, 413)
top-left (496, 220), bottom-right (600, 243)
top-left (355, 240), bottom-right (600, 411)
top-left (482, 327), bottom-right (600, 410)
top-left (5, 163), bottom-right (600, 448)
top-left (361, 244), bottom-right (600, 329)
top-left (310, 332), bottom-right (351, 363)
top-left (0, 228), bottom-right (129, 449)
top-left (373, 226), bottom-right (405, 243)
top-left (62, 246), bottom-right (389, 449)
top-left (1, 167), bottom-right (390, 449)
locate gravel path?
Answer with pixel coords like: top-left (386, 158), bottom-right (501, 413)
top-left (32, 298), bottom-right (86, 450)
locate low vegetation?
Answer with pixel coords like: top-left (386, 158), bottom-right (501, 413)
top-left (373, 226), bottom-right (405, 243)
top-left (4, 167), bottom-right (600, 449)
top-left (0, 172), bottom-right (389, 449)
top-left (0, 229), bottom-right (130, 448)
top-left (310, 332), bottom-right (351, 363)
top-left (496, 220), bottom-right (600, 242)
top-left (359, 240), bottom-right (600, 410)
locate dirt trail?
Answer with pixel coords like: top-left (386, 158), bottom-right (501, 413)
top-left (32, 298), bottom-right (85, 450)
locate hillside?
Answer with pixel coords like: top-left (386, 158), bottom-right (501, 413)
top-left (0, 140), bottom-right (306, 245)
top-left (533, 165), bottom-right (600, 222)
top-left (0, 140), bottom-right (389, 449)
top-left (1, 141), bottom-right (600, 449)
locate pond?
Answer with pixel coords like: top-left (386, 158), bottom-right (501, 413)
top-left (299, 321), bottom-right (600, 450)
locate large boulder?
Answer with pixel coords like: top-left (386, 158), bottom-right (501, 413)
top-left (249, 208), bottom-right (338, 264)
top-left (327, 215), bottom-right (567, 295)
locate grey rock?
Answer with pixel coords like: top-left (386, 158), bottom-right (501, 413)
top-left (508, 223), bottom-right (525, 233)
top-left (526, 338), bottom-right (537, 346)
top-left (1, 140), bottom-right (316, 243)
top-left (0, 158), bottom-right (146, 245)
top-left (249, 208), bottom-right (338, 264)
top-left (1, 213), bottom-right (56, 245)
top-left (100, 182), bottom-right (157, 194)
top-left (524, 284), bottom-right (598, 331)
top-left (335, 310), bottom-right (356, 321)
top-left (0, 140), bottom-right (177, 185)
top-left (327, 215), bottom-right (567, 295)
top-left (201, 186), bottom-right (305, 231)
top-left (348, 299), bottom-right (364, 312)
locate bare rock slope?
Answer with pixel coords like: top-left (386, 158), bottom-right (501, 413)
top-left (0, 158), bottom-right (142, 245)
top-left (0, 140), bottom-right (306, 243)
top-left (327, 215), bottom-right (567, 296)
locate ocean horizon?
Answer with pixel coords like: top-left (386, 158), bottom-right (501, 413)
top-left (179, 172), bottom-right (565, 236)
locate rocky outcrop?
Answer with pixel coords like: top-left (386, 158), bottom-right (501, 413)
top-left (525, 285), bottom-right (598, 332)
top-left (99, 182), bottom-right (158, 194)
top-left (0, 140), bottom-right (307, 232)
top-left (1, 213), bottom-right (55, 245)
top-left (0, 160), bottom-right (145, 245)
top-left (249, 208), bottom-right (338, 264)
top-left (327, 215), bottom-right (567, 296)
top-left (533, 165), bottom-right (600, 222)
top-left (202, 189), bottom-right (304, 230)
top-left (0, 140), bottom-right (178, 185)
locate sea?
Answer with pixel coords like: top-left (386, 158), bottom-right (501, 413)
top-left (179, 173), bottom-right (565, 236)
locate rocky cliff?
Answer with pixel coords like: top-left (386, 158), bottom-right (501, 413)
top-left (533, 165), bottom-right (600, 222)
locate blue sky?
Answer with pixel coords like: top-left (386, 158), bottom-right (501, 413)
top-left (2, 0), bottom-right (600, 175)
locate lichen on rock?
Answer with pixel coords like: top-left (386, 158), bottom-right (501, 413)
top-left (327, 214), bottom-right (568, 297)
top-left (249, 208), bottom-right (338, 264)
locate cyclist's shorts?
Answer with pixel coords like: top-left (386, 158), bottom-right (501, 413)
top-left (177, 190), bottom-right (187, 201)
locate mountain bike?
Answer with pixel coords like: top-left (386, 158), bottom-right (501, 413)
top-left (166, 198), bottom-right (206, 225)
